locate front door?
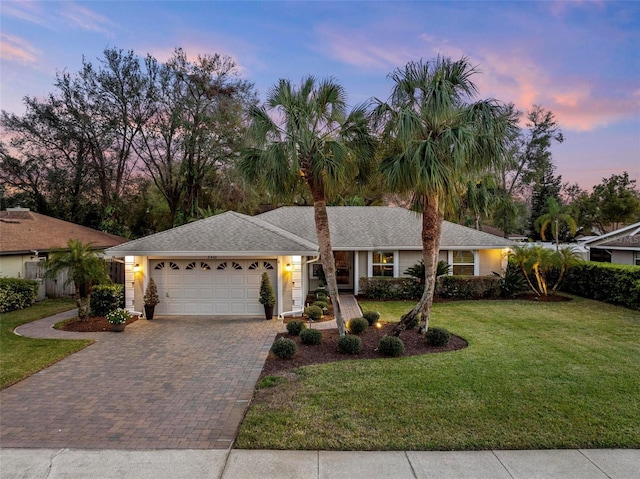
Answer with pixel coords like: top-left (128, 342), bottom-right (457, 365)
top-left (334, 251), bottom-right (353, 290)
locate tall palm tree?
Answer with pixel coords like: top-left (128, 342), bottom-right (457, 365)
top-left (45, 239), bottom-right (109, 320)
top-left (535, 197), bottom-right (577, 251)
top-left (373, 56), bottom-right (513, 335)
top-left (239, 76), bottom-right (376, 336)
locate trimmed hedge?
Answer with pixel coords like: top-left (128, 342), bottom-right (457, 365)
top-left (0, 278), bottom-right (39, 313)
top-left (90, 284), bottom-right (125, 317)
top-left (561, 262), bottom-right (640, 310)
top-left (435, 275), bottom-right (501, 300)
top-left (358, 277), bottom-right (423, 300)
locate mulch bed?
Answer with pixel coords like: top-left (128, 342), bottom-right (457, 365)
top-left (61, 315), bottom-right (140, 332)
top-left (260, 323), bottom-right (467, 378)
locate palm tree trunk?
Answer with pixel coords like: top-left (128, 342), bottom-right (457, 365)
top-left (391, 194), bottom-right (440, 336)
top-left (309, 180), bottom-right (346, 336)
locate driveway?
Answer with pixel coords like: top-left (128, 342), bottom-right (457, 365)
top-left (0, 316), bottom-right (279, 449)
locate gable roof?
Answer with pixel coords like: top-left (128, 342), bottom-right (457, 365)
top-left (0, 209), bottom-right (127, 255)
top-left (257, 206), bottom-right (513, 250)
top-left (105, 211), bottom-right (318, 257)
top-left (583, 222), bottom-right (640, 250)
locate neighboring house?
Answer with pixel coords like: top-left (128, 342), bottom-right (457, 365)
top-left (105, 206), bottom-right (513, 317)
top-left (0, 207), bottom-right (128, 279)
top-left (582, 222), bottom-right (640, 265)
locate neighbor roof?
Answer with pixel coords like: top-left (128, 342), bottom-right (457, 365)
top-left (583, 222), bottom-right (640, 250)
top-left (105, 211), bottom-right (319, 257)
top-left (0, 208), bottom-right (127, 255)
top-left (257, 206), bottom-right (513, 250)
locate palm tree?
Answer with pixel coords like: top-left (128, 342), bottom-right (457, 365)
top-left (373, 56), bottom-right (513, 335)
top-left (239, 76), bottom-right (376, 336)
top-left (45, 239), bottom-right (109, 320)
top-left (535, 197), bottom-right (577, 250)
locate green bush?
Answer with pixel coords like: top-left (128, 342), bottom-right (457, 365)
top-left (426, 327), bottom-right (451, 346)
top-left (362, 310), bottom-right (380, 326)
top-left (286, 320), bottom-right (306, 336)
top-left (271, 337), bottom-right (297, 359)
top-left (90, 284), bottom-right (124, 317)
top-left (315, 291), bottom-right (328, 301)
top-left (337, 335), bottom-right (362, 355)
top-left (0, 278), bottom-right (39, 313)
top-left (358, 277), bottom-right (423, 300)
top-left (378, 336), bottom-right (405, 357)
top-left (312, 300), bottom-right (329, 310)
top-left (435, 275), bottom-right (501, 300)
top-left (495, 262), bottom-right (529, 299)
top-left (561, 262), bottom-right (640, 310)
top-left (304, 305), bottom-right (323, 321)
top-left (347, 317), bottom-right (369, 335)
top-left (300, 328), bottom-right (322, 345)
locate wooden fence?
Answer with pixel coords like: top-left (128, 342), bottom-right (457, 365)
top-left (24, 259), bottom-right (124, 299)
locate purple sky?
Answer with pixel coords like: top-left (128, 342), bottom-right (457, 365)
top-left (1, 1), bottom-right (638, 190)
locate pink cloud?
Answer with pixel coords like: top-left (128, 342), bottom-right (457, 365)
top-left (60, 2), bottom-right (114, 33)
top-left (0, 33), bottom-right (40, 64)
top-left (1, 1), bottom-right (50, 28)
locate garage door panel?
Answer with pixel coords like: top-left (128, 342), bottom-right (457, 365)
top-left (151, 258), bottom-right (277, 316)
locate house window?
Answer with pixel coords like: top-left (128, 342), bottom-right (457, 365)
top-left (372, 251), bottom-right (395, 277)
top-left (635, 252), bottom-right (640, 266)
top-left (451, 250), bottom-right (475, 276)
top-left (590, 249), bottom-right (611, 263)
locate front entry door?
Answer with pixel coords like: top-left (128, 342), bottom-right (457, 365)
top-left (334, 251), bottom-right (353, 290)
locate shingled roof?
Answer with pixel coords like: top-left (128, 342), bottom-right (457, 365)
top-left (0, 208), bottom-right (128, 255)
top-left (257, 206), bottom-right (513, 250)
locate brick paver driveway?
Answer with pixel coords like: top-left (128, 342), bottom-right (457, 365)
top-left (0, 316), bottom-right (278, 449)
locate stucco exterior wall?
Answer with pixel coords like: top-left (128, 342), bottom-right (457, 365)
top-left (611, 250), bottom-right (634, 266)
top-left (0, 255), bottom-right (30, 278)
top-left (479, 249), bottom-right (507, 276)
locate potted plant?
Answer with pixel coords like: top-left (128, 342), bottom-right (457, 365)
top-left (106, 308), bottom-right (131, 332)
top-left (259, 272), bottom-right (276, 320)
top-left (143, 278), bottom-right (159, 320)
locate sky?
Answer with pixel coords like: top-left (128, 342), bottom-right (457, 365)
top-left (1, 0), bottom-right (638, 190)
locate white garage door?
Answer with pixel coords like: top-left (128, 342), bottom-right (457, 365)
top-left (150, 259), bottom-right (277, 316)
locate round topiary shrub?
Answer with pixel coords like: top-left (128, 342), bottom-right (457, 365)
top-left (378, 336), bottom-right (405, 357)
top-left (286, 320), bottom-right (306, 336)
top-left (304, 305), bottom-right (323, 321)
top-left (300, 328), bottom-right (322, 345)
top-left (337, 335), bottom-right (362, 355)
top-left (426, 327), bottom-right (451, 347)
top-left (312, 300), bottom-right (329, 310)
top-left (271, 337), bottom-right (297, 359)
top-left (347, 317), bottom-right (369, 335)
top-left (362, 310), bottom-right (380, 326)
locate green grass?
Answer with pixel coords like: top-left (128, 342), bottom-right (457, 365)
top-left (0, 299), bottom-right (92, 389)
top-left (236, 296), bottom-right (640, 450)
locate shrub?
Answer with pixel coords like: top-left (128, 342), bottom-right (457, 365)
top-left (91, 284), bottom-right (125, 317)
top-left (378, 336), bottom-right (405, 357)
top-left (347, 317), bottom-right (369, 335)
top-left (286, 320), bottom-right (306, 336)
top-left (426, 327), bottom-right (451, 346)
top-left (0, 278), bottom-right (39, 313)
top-left (300, 328), bottom-right (322, 345)
top-left (362, 310), bottom-right (380, 326)
top-left (358, 277), bottom-right (423, 300)
top-left (304, 305), bottom-right (323, 321)
top-left (404, 259), bottom-right (451, 281)
top-left (312, 300), bottom-right (329, 310)
top-left (495, 262), bottom-right (529, 299)
top-left (143, 278), bottom-right (159, 306)
top-left (561, 262), bottom-right (640, 310)
top-left (315, 291), bottom-right (328, 301)
top-left (271, 337), bottom-right (297, 359)
top-left (259, 272), bottom-right (276, 306)
top-left (337, 335), bottom-right (362, 355)
top-left (105, 308), bottom-right (130, 325)
top-left (435, 275), bottom-right (501, 300)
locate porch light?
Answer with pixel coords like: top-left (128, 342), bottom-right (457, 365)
top-left (133, 264), bottom-right (141, 273)
top-left (285, 263), bottom-right (292, 272)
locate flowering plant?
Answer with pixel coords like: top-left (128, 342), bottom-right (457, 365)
top-left (106, 308), bottom-right (131, 325)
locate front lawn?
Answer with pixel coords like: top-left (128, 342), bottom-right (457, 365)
top-left (0, 299), bottom-right (92, 389)
top-left (236, 296), bottom-right (640, 450)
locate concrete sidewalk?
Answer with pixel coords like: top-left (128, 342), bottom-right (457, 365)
top-left (1, 448), bottom-right (638, 478)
